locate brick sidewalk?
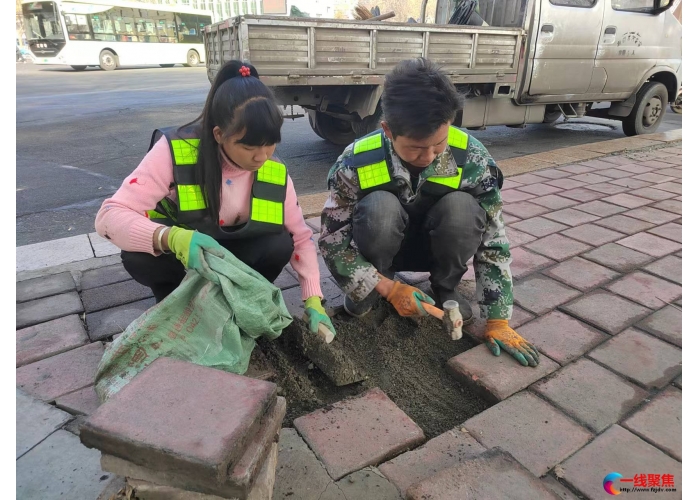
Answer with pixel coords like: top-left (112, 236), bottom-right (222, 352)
top-left (16, 141), bottom-right (682, 499)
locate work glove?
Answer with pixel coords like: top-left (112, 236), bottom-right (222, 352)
top-left (167, 226), bottom-right (225, 281)
top-left (386, 281), bottom-right (436, 318)
top-left (304, 296), bottom-right (336, 336)
top-left (484, 319), bottom-right (540, 367)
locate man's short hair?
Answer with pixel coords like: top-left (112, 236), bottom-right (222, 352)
top-left (382, 58), bottom-right (465, 139)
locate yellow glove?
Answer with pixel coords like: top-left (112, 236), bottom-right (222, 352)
top-left (386, 281), bottom-right (435, 317)
top-left (484, 320), bottom-right (540, 367)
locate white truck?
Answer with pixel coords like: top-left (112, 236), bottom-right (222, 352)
top-left (204, 0), bottom-right (681, 145)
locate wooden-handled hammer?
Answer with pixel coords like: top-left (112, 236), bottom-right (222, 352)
top-left (423, 300), bottom-right (464, 340)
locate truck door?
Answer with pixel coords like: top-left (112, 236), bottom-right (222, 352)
top-left (528, 0), bottom-right (605, 96)
top-left (593, 0), bottom-right (668, 94)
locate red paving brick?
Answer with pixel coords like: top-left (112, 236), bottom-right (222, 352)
top-left (592, 168), bottom-right (632, 179)
top-left (586, 182), bottom-right (634, 196)
top-left (528, 194), bottom-right (579, 210)
top-left (560, 290), bottom-right (651, 335)
top-left (557, 164), bottom-right (596, 175)
top-left (545, 178), bottom-right (588, 190)
top-left (643, 255), bottom-right (682, 285)
top-left (579, 159), bottom-right (621, 170)
top-left (632, 172), bottom-right (676, 184)
top-left (605, 271), bottom-right (681, 309)
top-left (561, 224), bottom-right (625, 246)
top-left (517, 183), bottom-right (563, 196)
top-left (601, 156), bottom-right (636, 166)
top-left (509, 247), bottom-right (556, 279)
top-left (657, 167), bottom-right (682, 178)
top-left (602, 193), bottom-right (654, 209)
top-left (502, 201), bottom-right (551, 219)
top-left (557, 187), bottom-right (607, 202)
top-left (543, 208), bottom-right (600, 226)
top-left (575, 200), bottom-right (627, 217)
top-left (617, 232), bottom-right (682, 257)
top-left (55, 386), bottom-right (101, 416)
top-left (648, 222), bottom-right (681, 243)
top-left (532, 168), bottom-right (572, 180)
top-left (544, 256), bottom-right (620, 292)
top-left (505, 227), bottom-right (537, 248)
top-left (561, 425), bottom-right (682, 500)
top-left (610, 176), bottom-right (654, 189)
top-left (581, 243), bottom-right (654, 273)
top-left (511, 217), bottom-right (569, 238)
top-left (501, 179), bottom-right (523, 191)
top-left (532, 358), bottom-right (648, 433)
top-left (654, 181), bottom-right (682, 195)
top-left (81, 358), bottom-right (277, 485)
top-left (639, 159), bottom-right (674, 169)
top-left (636, 304), bottom-right (681, 347)
top-left (16, 342), bottom-right (104, 402)
top-left (463, 392), bottom-right (592, 477)
top-left (524, 234), bottom-right (592, 261)
top-left (513, 275), bottom-right (581, 315)
top-left (629, 187), bottom-right (677, 201)
top-left (501, 189), bottom-right (536, 203)
top-left (593, 214), bottom-right (655, 235)
top-left (516, 310), bottom-right (608, 365)
top-left (508, 173), bottom-right (550, 185)
top-left (625, 206), bottom-right (679, 224)
top-left (653, 199), bottom-right (682, 215)
top-left (294, 388), bottom-right (425, 480)
top-left (16, 315), bottom-right (89, 368)
top-left (511, 306), bottom-right (535, 328)
top-left (447, 344), bottom-right (559, 403)
top-left (569, 173), bottom-right (613, 184)
top-left (622, 386), bottom-right (682, 461)
top-left (405, 448), bottom-right (559, 500)
top-left (378, 428), bottom-right (486, 495)
top-left (588, 328), bottom-right (682, 390)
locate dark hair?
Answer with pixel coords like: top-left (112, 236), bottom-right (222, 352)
top-left (181, 60), bottom-right (283, 221)
top-left (382, 58), bottom-right (464, 139)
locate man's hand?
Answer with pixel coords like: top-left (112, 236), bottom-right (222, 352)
top-left (484, 320), bottom-right (540, 367)
top-left (385, 281), bottom-right (435, 317)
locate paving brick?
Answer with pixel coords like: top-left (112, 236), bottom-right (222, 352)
top-left (557, 187), bottom-right (607, 202)
top-left (16, 342), bottom-right (104, 402)
top-left (305, 216), bottom-right (321, 232)
top-left (648, 222), bottom-right (681, 244)
top-left (545, 178), bottom-right (588, 190)
top-left (592, 168), bottom-right (632, 179)
top-left (544, 256), bottom-right (620, 293)
top-left (16, 388), bottom-right (72, 459)
top-left (575, 200), bottom-right (626, 217)
top-left (81, 279), bottom-right (153, 313)
top-left (593, 214), bottom-right (655, 235)
top-left (16, 291), bottom-right (84, 329)
top-left (518, 183), bottom-right (563, 196)
top-left (605, 271), bottom-right (681, 309)
top-left (78, 263), bottom-right (132, 290)
top-left (505, 227), bottom-right (538, 248)
top-left (16, 430), bottom-right (113, 500)
top-left (581, 243), bottom-right (654, 272)
top-left (511, 217), bottom-right (568, 237)
top-left (532, 168), bottom-right (572, 179)
top-left (528, 194), bottom-right (579, 210)
top-left (333, 468), bottom-right (402, 500)
top-left (379, 428), bottom-right (487, 495)
top-left (501, 178), bottom-right (524, 190)
top-left (514, 275), bottom-right (581, 315)
top-left (589, 328), bottom-right (682, 390)
top-left (541, 475), bottom-right (581, 500)
top-left (508, 173), bottom-right (550, 185)
top-left (463, 392), bottom-right (592, 477)
top-left (82, 358), bottom-right (277, 485)
top-left (653, 199), bottom-right (682, 215)
top-left (55, 386), bottom-right (101, 416)
top-left (516, 310), bottom-right (608, 365)
top-left (657, 167), bottom-right (682, 178)
top-left (502, 188), bottom-right (536, 203)
top-left (511, 305), bottom-right (535, 328)
top-left (561, 224), bottom-right (624, 246)
top-left (638, 159), bottom-right (674, 169)
top-left (585, 182), bottom-right (632, 195)
top-left (533, 358), bottom-right (648, 433)
top-left (643, 255), bottom-right (681, 285)
top-left (632, 172), bottom-right (676, 184)
top-left (617, 163), bottom-right (656, 175)
top-left (625, 206), bottom-right (679, 224)
top-left (674, 374), bottom-right (682, 389)
top-left (569, 173), bottom-right (611, 184)
top-left (623, 386), bottom-right (681, 461)
top-left (557, 164), bottom-right (596, 174)
top-left (561, 290), bottom-right (651, 335)
top-left (628, 187), bottom-right (677, 202)
top-left (16, 314), bottom-right (89, 368)
top-left (602, 193), bottom-right (653, 209)
top-left (294, 388), bottom-right (425, 480)
top-left (524, 234), bottom-right (592, 262)
top-left (502, 212), bottom-right (521, 224)
top-left (85, 298), bottom-right (156, 341)
top-left (16, 234), bottom-right (95, 274)
top-left (509, 247), bottom-right (556, 279)
top-left (579, 159), bottom-right (622, 170)
top-left (600, 156), bottom-right (636, 166)
top-left (16, 272), bottom-right (76, 303)
top-left (542, 208), bottom-right (600, 226)
top-left (561, 425), bottom-right (682, 500)
top-left (447, 344), bottom-right (559, 403)
top-left (617, 232), bottom-right (682, 258)
top-left (405, 448), bottom-right (559, 500)
top-left (89, 232), bottom-right (120, 258)
top-left (502, 200), bottom-right (551, 219)
top-left (635, 303), bottom-right (682, 347)
top-left (610, 176), bottom-right (654, 188)
top-left (654, 180), bottom-right (682, 195)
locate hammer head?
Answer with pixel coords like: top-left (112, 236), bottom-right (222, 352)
top-left (441, 300), bottom-right (463, 340)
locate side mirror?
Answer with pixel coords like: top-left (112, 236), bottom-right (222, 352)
top-left (653, 0), bottom-right (674, 14)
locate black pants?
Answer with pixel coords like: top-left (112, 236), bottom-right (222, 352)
top-left (352, 190), bottom-right (487, 293)
top-left (122, 231), bottom-right (294, 303)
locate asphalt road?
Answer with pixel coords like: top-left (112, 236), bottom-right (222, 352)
top-left (16, 63), bottom-right (681, 246)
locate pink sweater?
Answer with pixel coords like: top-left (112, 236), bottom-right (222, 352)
top-left (95, 136), bottom-right (322, 299)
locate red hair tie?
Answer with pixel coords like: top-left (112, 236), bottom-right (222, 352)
top-left (239, 66), bottom-right (251, 77)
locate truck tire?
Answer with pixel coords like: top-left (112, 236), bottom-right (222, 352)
top-left (670, 89), bottom-right (682, 114)
top-left (71, 65), bottom-right (87, 71)
top-left (313, 111), bottom-right (356, 146)
top-left (184, 50), bottom-right (200, 67)
top-left (543, 105), bottom-right (562, 124)
top-left (99, 50), bottom-right (118, 71)
top-left (351, 102), bottom-right (383, 138)
top-left (307, 111), bottom-right (327, 140)
top-left (622, 82), bottom-right (668, 136)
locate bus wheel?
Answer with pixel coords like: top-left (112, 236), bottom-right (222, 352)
top-left (160, 64), bottom-right (175, 68)
top-left (71, 65), bottom-right (87, 71)
top-left (99, 50), bottom-right (118, 71)
top-left (184, 50), bottom-right (200, 67)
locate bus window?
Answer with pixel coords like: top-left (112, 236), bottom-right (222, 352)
top-left (90, 11), bottom-right (117, 41)
top-left (136, 15), bottom-right (158, 43)
top-left (176, 13), bottom-right (201, 43)
top-left (110, 8), bottom-right (137, 42)
top-left (64, 13), bottom-right (92, 40)
top-left (156, 12), bottom-right (177, 43)
top-left (22, 1), bottom-right (65, 41)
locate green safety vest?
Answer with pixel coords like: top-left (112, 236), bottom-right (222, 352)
top-left (146, 125), bottom-right (287, 240)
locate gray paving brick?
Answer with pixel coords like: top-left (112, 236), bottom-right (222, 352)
top-left (506, 227), bottom-right (538, 248)
top-left (617, 232), bottom-right (682, 257)
top-left (518, 183), bottom-right (563, 196)
top-left (17, 291), bottom-right (84, 329)
top-left (632, 172), bottom-right (676, 183)
top-left (653, 199), bottom-right (682, 215)
top-left (648, 222), bottom-right (682, 243)
top-left (560, 290), bottom-right (651, 335)
top-left (514, 275), bottom-right (581, 315)
top-left (541, 475), bottom-right (581, 500)
top-left (643, 254), bottom-right (681, 285)
top-left (528, 194), bottom-right (579, 210)
top-left (610, 176), bottom-right (654, 189)
top-left (623, 386), bottom-right (682, 461)
top-left (635, 304), bottom-right (682, 347)
top-left (16, 314), bottom-right (89, 368)
top-left (503, 201), bottom-right (551, 219)
top-left (524, 234), bottom-right (592, 262)
top-left (81, 279), bottom-right (153, 313)
top-left (615, 163), bottom-right (655, 173)
top-left (561, 224), bottom-right (625, 246)
top-left (78, 263), bottom-right (132, 290)
top-left (542, 208), bottom-right (600, 226)
top-left (16, 389), bottom-right (72, 459)
top-left (544, 257), bottom-right (620, 292)
top-left (625, 206), bottom-right (679, 224)
top-left (511, 217), bottom-right (569, 237)
top-left (585, 182), bottom-right (631, 195)
top-left (593, 214), bottom-right (656, 235)
top-left (86, 298), bottom-right (156, 341)
top-left (305, 216), bottom-right (321, 232)
top-left (605, 271), bottom-right (681, 309)
top-left (629, 187), bottom-right (677, 201)
top-left (16, 272), bottom-right (76, 303)
top-left (557, 187), bottom-right (606, 202)
top-left (510, 247), bottom-right (556, 279)
top-left (602, 193), bottom-right (654, 209)
top-left (502, 188), bottom-right (536, 203)
top-left (575, 200), bottom-right (627, 217)
top-left (581, 243), bottom-right (654, 273)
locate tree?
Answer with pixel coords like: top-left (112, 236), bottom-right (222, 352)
top-left (290, 5), bottom-right (310, 17)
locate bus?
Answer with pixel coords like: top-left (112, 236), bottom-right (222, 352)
top-left (21, 0), bottom-right (213, 71)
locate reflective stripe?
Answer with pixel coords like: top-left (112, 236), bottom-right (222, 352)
top-left (426, 167), bottom-right (463, 189)
top-left (448, 127), bottom-right (468, 150)
top-left (147, 210), bottom-right (167, 219)
top-left (251, 198), bottom-right (283, 224)
top-left (171, 139), bottom-right (200, 165)
top-left (257, 160), bottom-right (286, 185)
top-left (357, 160), bottom-right (391, 190)
top-left (178, 184), bottom-right (206, 211)
top-left (354, 134), bottom-right (382, 154)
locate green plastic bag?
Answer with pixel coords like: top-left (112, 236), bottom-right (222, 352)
top-left (95, 248), bottom-right (292, 402)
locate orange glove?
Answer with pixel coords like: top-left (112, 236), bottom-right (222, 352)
top-left (386, 281), bottom-right (435, 317)
top-left (484, 320), bottom-right (540, 367)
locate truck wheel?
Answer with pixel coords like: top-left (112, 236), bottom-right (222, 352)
top-left (71, 65), bottom-right (87, 71)
top-left (670, 90), bottom-right (682, 114)
top-left (184, 50), bottom-right (200, 67)
top-left (99, 50), bottom-right (118, 71)
top-left (352, 102), bottom-right (383, 138)
top-left (160, 64), bottom-right (175, 68)
top-left (543, 106), bottom-right (562, 124)
top-left (314, 111), bottom-right (356, 146)
top-left (622, 82), bottom-right (668, 136)
top-left (307, 111), bottom-right (327, 140)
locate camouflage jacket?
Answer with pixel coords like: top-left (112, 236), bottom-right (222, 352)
top-left (319, 129), bottom-right (513, 320)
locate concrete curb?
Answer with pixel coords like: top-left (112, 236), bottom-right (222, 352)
top-left (16, 129), bottom-right (681, 281)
